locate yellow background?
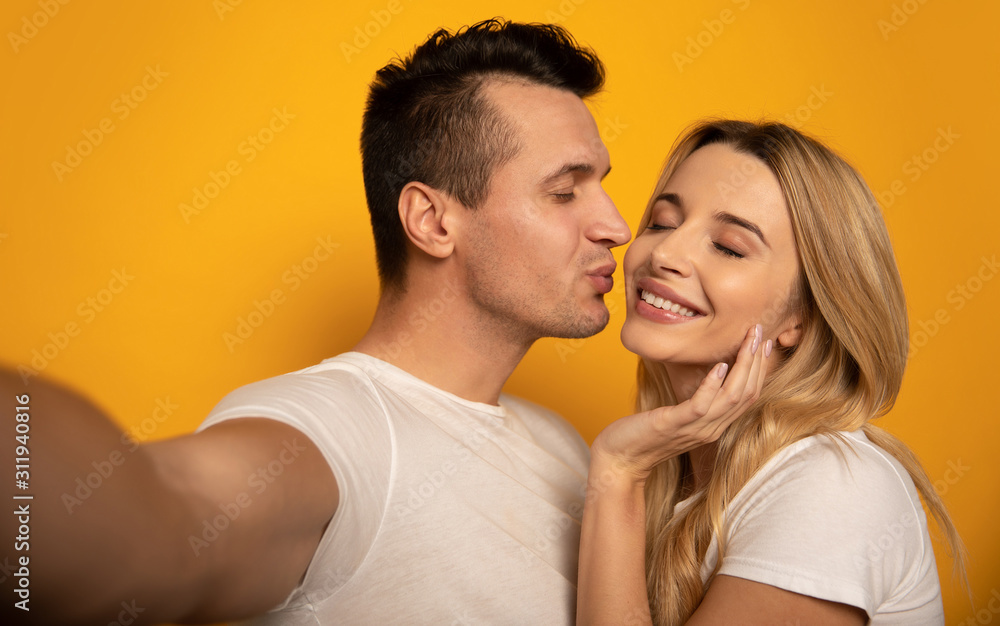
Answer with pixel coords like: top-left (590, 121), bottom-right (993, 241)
top-left (2, 0), bottom-right (997, 621)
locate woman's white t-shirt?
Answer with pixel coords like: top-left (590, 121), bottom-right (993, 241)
top-left (678, 430), bottom-right (944, 624)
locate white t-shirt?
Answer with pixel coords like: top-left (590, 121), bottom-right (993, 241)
top-left (198, 352), bottom-right (590, 624)
top-left (680, 430), bottom-right (943, 624)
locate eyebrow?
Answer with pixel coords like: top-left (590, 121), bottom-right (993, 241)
top-left (715, 211), bottom-right (768, 246)
top-left (541, 163), bottom-right (612, 185)
top-left (654, 192), bottom-right (769, 246)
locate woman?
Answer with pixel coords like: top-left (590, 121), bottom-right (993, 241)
top-left (577, 120), bottom-right (964, 625)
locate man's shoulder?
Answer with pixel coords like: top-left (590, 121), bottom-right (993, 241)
top-left (499, 392), bottom-right (558, 416)
top-left (499, 392), bottom-right (575, 431)
top-left (499, 392), bottom-right (590, 463)
top-left (227, 353), bottom-right (379, 398)
top-left (197, 353), bottom-right (386, 432)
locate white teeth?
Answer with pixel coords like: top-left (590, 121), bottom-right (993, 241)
top-left (640, 290), bottom-right (697, 317)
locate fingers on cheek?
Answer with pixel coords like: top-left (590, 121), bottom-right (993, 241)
top-left (715, 362), bottom-right (729, 380)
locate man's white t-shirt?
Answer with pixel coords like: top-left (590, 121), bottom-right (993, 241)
top-left (680, 429), bottom-right (944, 624)
top-left (198, 352), bottom-right (590, 624)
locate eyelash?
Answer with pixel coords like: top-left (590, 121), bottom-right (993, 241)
top-left (553, 193), bottom-right (575, 202)
top-left (714, 243), bottom-right (744, 259)
top-left (646, 224), bottom-right (745, 259)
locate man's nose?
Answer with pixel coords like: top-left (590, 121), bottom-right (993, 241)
top-left (587, 190), bottom-right (631, 248)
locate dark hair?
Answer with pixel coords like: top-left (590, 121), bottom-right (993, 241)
top-left (360, 18), bottom-right (605, 289)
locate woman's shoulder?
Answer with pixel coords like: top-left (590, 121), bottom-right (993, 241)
top-left (723, 428), bottom-right (932, 563)
top-left (715, 429), bottom-right (941, 618)
top-left (742, 429), bottom-right (920, 509)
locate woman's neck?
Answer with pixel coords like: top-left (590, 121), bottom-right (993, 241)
top-left (664, 362), bottom-right (714, 403)
top-left (666, 362), bottom-right (720, 492)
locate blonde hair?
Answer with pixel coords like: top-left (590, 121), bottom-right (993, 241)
top-left (638, 120), bottom-right (966, 624)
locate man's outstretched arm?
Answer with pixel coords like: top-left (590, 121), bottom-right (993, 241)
top-left (0, 368), bottom-right (338, 624)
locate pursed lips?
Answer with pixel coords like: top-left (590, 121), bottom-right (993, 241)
top-left (586, 261), bottom-right (617, 294)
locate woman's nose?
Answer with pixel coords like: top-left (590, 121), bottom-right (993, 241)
top-left (650, 227), bottom-right (695, 278)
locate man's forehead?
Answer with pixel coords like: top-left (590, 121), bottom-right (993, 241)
top-left (484, 79), bottom-right (592, 125)
top-left (482, 80), bottom-right (608, 174)
top-left (539, 161), bottom-right (611, 186)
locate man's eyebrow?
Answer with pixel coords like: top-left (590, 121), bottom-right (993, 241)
top-left (541, 162), bottom-right (611, 185)
top-left (715, 211), bottom-right (768, 246)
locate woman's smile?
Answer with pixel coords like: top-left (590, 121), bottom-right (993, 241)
top-left (621, 142), bottom-right (802, 370)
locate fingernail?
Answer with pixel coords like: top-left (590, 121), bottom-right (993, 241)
top-left (751, 335), bottom-right (759, 354)
top-left (717, 363), bottom-right (728, 379)
top-left (765, 339), bottom-right (773, 357)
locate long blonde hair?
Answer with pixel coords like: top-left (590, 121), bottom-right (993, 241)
top-left (638, 120), bottom-right (965, 624)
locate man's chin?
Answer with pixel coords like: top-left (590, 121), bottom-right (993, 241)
top-left (540, 307), bottom-right (609, 341)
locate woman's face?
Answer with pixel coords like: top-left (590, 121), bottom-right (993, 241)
top-left (621, 143), bottom-right (802, 368)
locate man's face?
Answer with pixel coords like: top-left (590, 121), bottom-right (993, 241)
top-left (459, 80), bottom-right (631, 344)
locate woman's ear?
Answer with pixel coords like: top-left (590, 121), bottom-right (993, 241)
top-left (776, 314), bottom-right (803, 349)
top-left (398, 182), bottom-right (455, 259)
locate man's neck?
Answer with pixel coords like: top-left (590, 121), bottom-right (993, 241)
top-left (352, 280), bottom-right (531, 405)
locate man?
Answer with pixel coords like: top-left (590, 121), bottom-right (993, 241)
top-left (2, 19), bottom-right (629, 623)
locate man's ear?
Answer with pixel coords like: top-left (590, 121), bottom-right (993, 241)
top-left (398, 181), bottom-right (456, 259)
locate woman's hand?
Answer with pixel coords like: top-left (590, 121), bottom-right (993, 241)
top-left (592, 323), bottom-right (771, 483)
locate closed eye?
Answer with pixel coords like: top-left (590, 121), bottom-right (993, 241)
top-left (646, 224), bottom-right (675, 231)
top-left (714, 243), bottom-right (744, 259)
top-left (553, 192), bottom-right (575, 202)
